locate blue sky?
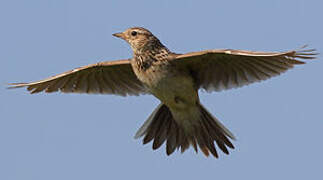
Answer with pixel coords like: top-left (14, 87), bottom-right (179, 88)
top-left (1, 0), bottom-right (322, 179)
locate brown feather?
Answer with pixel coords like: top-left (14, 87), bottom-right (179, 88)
top-left (166, 120), bottom-right (177, 155)
top-left (143, 106), bottom-right (166, 144)
top-left (152, 110), bottom-right (170, 150)
top-left (9, 59), bottom-right (146, 96)
top-left (172, 47), bottom-right (316, 92)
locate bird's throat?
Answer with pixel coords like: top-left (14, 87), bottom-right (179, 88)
top-left (133, 46), bottom-right (171, 71)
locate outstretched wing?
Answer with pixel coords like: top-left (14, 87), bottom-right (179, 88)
top-left (172, 46), bottom-right (317, 92)
top-left (9, 59), bottom-right (147, 96)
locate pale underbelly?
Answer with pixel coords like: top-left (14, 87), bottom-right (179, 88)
top-left (131, 60), bottom-right (198, 109)
top-left (148, 73), bottom-right (198, 109)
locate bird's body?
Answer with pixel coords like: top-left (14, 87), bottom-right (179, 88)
top-left (9, 27), bottom-right (317, 158)
top-left (131, 41), bottom-right (196, 109)
top-left (134, 52), bottom-right (199, 133)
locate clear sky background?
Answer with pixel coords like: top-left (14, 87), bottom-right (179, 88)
top-left (1, 0), bottom-right (322, 179)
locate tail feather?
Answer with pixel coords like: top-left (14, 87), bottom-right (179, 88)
top-left (152, 108), bottom-right (170, 149)
top-left (135, 104), bottom-right (162, 139)
top-left (201, 106), bottom-right (236, 140)
top-left (166, 119), bottom-right (177, 155)
top-left (135, 103), bottom-right (235, 158)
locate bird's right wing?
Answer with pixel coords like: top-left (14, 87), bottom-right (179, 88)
top-left (9, 59), bottom-right (148, 96)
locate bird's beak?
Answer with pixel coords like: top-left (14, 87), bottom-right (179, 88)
top-left (113, 32), bottom-right (125, 39)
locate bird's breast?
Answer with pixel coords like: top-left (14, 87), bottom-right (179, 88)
top-left (131, 59), bottom-right (198, 109)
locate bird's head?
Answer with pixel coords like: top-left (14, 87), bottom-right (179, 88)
top-left (113, 27), bottom-right (163, 53)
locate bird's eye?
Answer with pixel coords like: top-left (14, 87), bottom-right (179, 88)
top-left (131, 31), bottom-right (137, 36)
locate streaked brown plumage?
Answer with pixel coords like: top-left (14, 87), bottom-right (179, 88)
top-left (9, 27), bottom-right (317, 158)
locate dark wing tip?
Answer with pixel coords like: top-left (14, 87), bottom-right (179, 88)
top-left (292, 46), bottom-right (319, 60)
top-left (283, 46), bottom-right (318, 65)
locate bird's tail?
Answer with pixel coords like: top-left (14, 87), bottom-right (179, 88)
top-left (134, 103), bottom-right (235, 158)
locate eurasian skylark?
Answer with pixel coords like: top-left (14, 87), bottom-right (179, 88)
top-left (9, 27), bottom-right (317, 158)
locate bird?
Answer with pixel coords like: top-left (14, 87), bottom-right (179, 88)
top-left (9, 27), bottom-right (317, 158)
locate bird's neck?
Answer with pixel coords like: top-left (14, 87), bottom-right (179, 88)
top-left (134, 39), bottom-right (171, 57)
top-left (133, 40), bottom-right (171, 71)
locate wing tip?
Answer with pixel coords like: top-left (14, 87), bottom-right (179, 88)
top-left (294, 45), bottom-right (319, 59)
top-left (284, 45), bottom-right (318, 64)
top-left (7, 83), bottom-right (28, 89)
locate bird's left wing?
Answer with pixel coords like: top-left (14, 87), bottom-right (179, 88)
top-left (8, 59), bottom-right (148, 96)
top-left (171, 46), bottom-right (317, 92)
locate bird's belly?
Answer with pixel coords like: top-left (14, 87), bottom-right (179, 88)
top-left (131, 60), bottom-right (198, 109)
top-left (148, 71), bottom-right (198, 109)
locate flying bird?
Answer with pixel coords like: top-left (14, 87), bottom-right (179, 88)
top-left (9, 27), bottom-right (317, 158)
